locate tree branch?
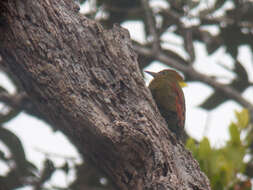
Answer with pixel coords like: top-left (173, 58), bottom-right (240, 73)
top-left (133, 44), bottom-right (253, 117)
top-left (0, 91), bottom-right (54, 125)
top-left (141, 0), bottom-right (160, 53)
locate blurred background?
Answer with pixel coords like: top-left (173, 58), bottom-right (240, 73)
top-left (0, 0), bottom-right (253, 189)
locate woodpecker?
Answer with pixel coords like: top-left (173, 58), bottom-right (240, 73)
top-left (146, 69), bottom-right (186, 139)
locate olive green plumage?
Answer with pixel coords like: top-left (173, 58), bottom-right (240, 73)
top-left (146, 69), bottom-right (186, 139)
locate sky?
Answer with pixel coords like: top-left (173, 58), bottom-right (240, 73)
top-left (0, 0), bottom-right (253, 189)
top-left (121, 20), bottom-right (253, 144)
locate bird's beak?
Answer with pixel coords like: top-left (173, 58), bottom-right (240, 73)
top-left (179, 81), bottom-right (187, 88)
top-left (145, 71), bottom-right (158, 77)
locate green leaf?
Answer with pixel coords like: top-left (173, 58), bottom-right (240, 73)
top-left (186, 138), bottom-right (196, 151)
top-left (199, 137), bottom-right (211, 159)
top-left (229, 123), bottom-right (241, 146)
top-left (235, 109), bottom-right (249, 129)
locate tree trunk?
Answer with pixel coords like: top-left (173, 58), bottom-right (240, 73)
top-left (0, 0), bottom-right (211, 189)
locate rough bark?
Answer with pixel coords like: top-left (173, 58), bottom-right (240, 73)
top-left (0, 0), bottom-right (211, 189)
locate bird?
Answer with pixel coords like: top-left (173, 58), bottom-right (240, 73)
top-left (145, 69), bottom-right (187, 139)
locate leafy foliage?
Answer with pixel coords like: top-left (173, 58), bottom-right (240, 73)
top-left (186, 109), bottom-right (251, 190)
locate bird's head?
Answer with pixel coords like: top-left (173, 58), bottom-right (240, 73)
top-left (145, 69), bottom-right (187, 87)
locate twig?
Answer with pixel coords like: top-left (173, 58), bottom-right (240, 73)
top-left (183, 28), bottom-right (195, 64)
top-left (0, 91), bottom-right (58, 128)
top-left (34, 147), bottom-right (79, 161)
top-left (141, 0), bottom-right (160, 53)
top-left (133, 44), bottom-right (253, 118)
top-left (0, 91), bottom-right (26, 109)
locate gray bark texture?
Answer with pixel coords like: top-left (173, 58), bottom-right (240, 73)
top-left (0, 0), bottom-right (211, 189)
